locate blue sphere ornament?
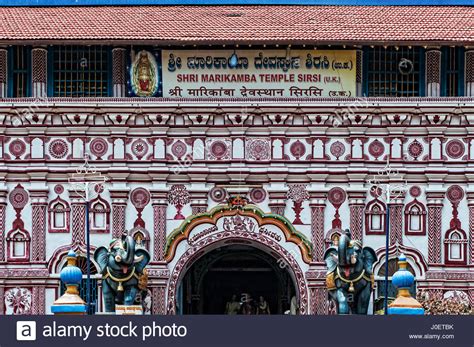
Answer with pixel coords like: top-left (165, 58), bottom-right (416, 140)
top-left (391, 253), bottom-right (414, 289)
top-left (229, 52), bottom-right (238, 68)
top-left (60, 250), bottom-right (82, 286)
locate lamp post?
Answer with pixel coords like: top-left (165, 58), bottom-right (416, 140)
top-left (69, 154), bottom-right (108, 314)
top-left (368, 158), bottom-right (406, 315)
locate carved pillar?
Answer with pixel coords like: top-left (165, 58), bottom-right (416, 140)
top-left (0, 190), bottom-right (7, 262)
top-left (32, 47), bottom-right (47, 98)
top-left (112, 47), bottom-right (126, 97)
top-left (268, 190), bottom-right (286, 216)
top-left (465, 49), bottom-right (474, 97)
top-left (389, 193), bottom-right (404, 245)
top-left (0, 48), bottom-right (7, 98)
top-left (151, 190), bottom-right (168, 262)
top-left (467, 192), bottom-right (474, 264)
top-left (29, 189), bottom-right (48, 262)
top-left (309, 286), bottom-right (328, 315)
top-left (189, 190), bottom-right (208, 215)
top-left (152, 286), bottom-right (166, 315)
top-left (309, 193), bottom-right (326, 263)
top-left (355, 49), bottom-right (363, 97)
top-left (348, 190), bottom-right (366, 241)
top-left (110, 189), bottom-right (129, 238)
top-left (0, 286), bottom-right (4, 315)
top-left (425, 48), bottom-right (441, 97)
top-left (31, 286), bottom-right (46, 314)
top-left (69, 191), bottom-right (86, 247)
top-left (469, 288), bottom-right (474, 309)
top-left (427, 192), bottom-right (444, 264)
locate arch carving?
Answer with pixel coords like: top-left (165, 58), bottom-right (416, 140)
top-left (165, 203), bottom-right (312, 263)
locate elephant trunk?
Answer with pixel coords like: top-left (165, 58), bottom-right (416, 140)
top-left (338, 233), bottom-right (350, 266)
top-left (122, 235), bottom-right (136, 265)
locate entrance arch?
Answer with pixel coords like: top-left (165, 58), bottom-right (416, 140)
top-left (180, 244), bottom-right (297, 314)
top-left (167, 235), bottom-right (308, 314)
top-left (165, 201), bottom-right (310, 315)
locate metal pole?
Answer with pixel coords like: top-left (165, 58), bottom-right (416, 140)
top-left (85, 186), bottom-right (91, 315)
top-left (384, 203), bottom-right (390, 315)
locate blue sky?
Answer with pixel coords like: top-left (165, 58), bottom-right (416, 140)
top-left (0, 0), bottom-right (472, 6)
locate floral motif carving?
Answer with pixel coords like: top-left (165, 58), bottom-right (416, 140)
top-left (168, 185), bottom-right (190, 220)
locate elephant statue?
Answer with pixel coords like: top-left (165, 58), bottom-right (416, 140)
top-left (94, 232), bottom-right (150, 312)
top-left (324, 229), bottom-right (377, 314)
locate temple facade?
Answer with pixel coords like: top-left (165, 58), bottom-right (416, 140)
top-left (0, 4), bottom-right (473, 315)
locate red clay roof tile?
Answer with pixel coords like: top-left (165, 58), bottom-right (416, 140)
top-left (0, 6), bottom-right (472, 43)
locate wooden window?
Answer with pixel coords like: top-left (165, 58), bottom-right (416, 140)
top-left (10, 46), bottom-right (30, 97)
top-left (442, 47), bottom-right (464, 97)
top-left (366, 46), bottom-right (423, 97)
top-left (52, 46), bottom-right (110, 97)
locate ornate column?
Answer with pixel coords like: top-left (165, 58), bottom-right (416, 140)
top-left (29, 189), bottom-right (48, 262)
top-left (348, 190), bottom-right (366, 242)
top-left (467, 192), bottom-right (474, 265)
top-left (309, 287), bottom-right (328, 315)
top-left (426, 191), bottom-right (444, 264)
top-left (151, 190), bottom-right (168, 262)
top-left (307, 190), bottom-right (328, 315)
top-left (32, 47), bottom-right (48, 98)
top-left (268, 190), bottom-right (286, 216)
top-left (0, 286), bottom-right (4, 315)
top-left (425, 48), bottom-right (441, 97)
top-left (469, 288), bottom-right (474, 309)
top-left (189, 190), bottom-right (208, 215)
top-left (0, 190), bottom-right (7, 262)
top-left (109, 189), bottom-right (129, 238)
top-left (31, 286), bottom-right (46, 314)
top-left (152, 286), bottom-right (167, 315)
top-left (355, 48), bottom-right (363, 97)
top-left (309, 192), bottom-right (326, 263)
top-left (112, 47), bottom-right (126, 97)
top-left (0, 48), bottom-right (7, 98)
top-left (69, 190), bottom-right (86, 247)
top-left (150, 190), bottom-right (169, 315)
top-left (389, 192), bottom-right (405, 245)
top-left (465, 48), bottom-right (474, 97)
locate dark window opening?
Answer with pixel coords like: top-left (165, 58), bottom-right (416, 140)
top-left (366, 46), bottom-right (422, 97)
top-left (11, 46), bottom-right (29, 97)
top-left (442, 47), bottom-right (463, 97)
top-left (52, 46), bottom-right (109, 97)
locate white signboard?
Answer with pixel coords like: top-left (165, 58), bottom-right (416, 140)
top-left (162, 49), bottom-right (356, 98)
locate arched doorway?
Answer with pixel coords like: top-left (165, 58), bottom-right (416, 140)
top-left (179, 244), bottom-right (297, 314)
top-left (165, 201), bottom-right (311, 315)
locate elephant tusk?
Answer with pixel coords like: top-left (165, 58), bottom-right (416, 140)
top-left (134, 255), bottom-right (144, 263)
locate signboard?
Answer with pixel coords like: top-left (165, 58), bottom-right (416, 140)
top-left (162, 49), bottom-right (356, 98)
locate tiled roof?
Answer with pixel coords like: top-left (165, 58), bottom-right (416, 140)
top-left (0, 6), bottom-right (472, 43)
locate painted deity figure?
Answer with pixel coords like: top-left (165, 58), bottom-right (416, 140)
top-left (132, 51), bottom-right (157, 97)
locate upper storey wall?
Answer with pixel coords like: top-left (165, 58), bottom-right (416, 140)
top-left (0, 45), bottom-right (473, 99)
